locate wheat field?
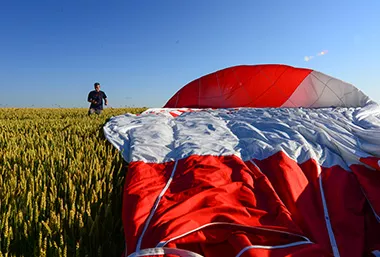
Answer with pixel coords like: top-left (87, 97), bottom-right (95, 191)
top-left (0, 107), bottom-right (147, 257)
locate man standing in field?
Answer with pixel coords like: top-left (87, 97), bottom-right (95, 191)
top-left (87, 82), bottom-right (108, 115)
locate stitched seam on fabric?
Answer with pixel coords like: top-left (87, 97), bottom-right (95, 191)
top-left (156, 221), bottom-right (311, 248)
top-left (128, 247), bottom-right (204, 257)
top-left (198, 79), bottom-right (201, 107)
top-left (283, 72), bottom-right (314, 107)
top-left (175, 92), bottom-right (180, 108)
top-left (319, 172), bottom-right (340, 257)
top-left (249, 66), bottom-right (290, 106)
top-left (135, 161), bottom-right (179, 252)
top-left (232, 67), bottom-right (255, 106)
top-left (309, 73), bottom-right (346, 107)
top-left (215, 72), bottom-right (223, 100)
top-left (235, 241), bottom-right (313, 257)
top-left (248, 159), bottom-right (292, 216)
top-left (359, 186), bottom-right (380, 223)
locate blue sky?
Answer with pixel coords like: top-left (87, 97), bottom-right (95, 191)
top-left (0, 0), bottom-right (379, 108)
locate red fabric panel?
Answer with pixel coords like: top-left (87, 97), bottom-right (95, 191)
top-left (321, 166), bottom-right (366, 257)
top-left (141, 155), bottom-right (305, 249)
top-left (246, 65), bottom-right (312, 107)
top-left (123, 155), bottom-right (308, 256)
top-left (351, 163), bottom-right (380, 254)
top-left (122, 161), bottom-right (176, 253)
top-left (360, 157), bottom-right (380, 171)
top-left (253, 153), bottom-right (332, 251)
top-left (164, 65), bottom-right (312, 108)
top-left (238, 243), bottom-right (333, 257)
top-left (254, 153), bottom-right (370, 256)
top-left (198, 72), bottom-right (222, 107)
top-left (351, 163), bottom-right (380, 218)
top-left (123, 153), bottom-right (380, 256)
top-left (215, 66), bottom-right (253, 108)
top-left (363, 203), bottom-right (380, 254)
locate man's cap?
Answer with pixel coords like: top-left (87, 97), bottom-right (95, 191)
top-left (94, 82), bottom-right (100, 86)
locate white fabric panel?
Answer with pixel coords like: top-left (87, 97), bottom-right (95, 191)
top-left (282, 71), bottom-right (373, 108)
top-left (281, 74), bottom-right (319, 107)
top-left (103, 104), bottom-right (380, 170)
top-left (103, 113), bottom-right (175, 162)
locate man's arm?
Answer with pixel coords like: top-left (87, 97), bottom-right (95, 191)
top-left (103, 92), bottom-right (108, 105)
top-left (88, 92), bottom-right (97, 104)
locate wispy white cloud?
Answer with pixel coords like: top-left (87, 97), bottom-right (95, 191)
top-left (304, 50), bottom-right (328, 61)
top-left (317, 50), bottom-right (328, 56)
top-left (304, 56), bottom-right (314, 62)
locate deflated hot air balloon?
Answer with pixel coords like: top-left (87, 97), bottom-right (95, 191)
top-left (164, 64), bottom-right (372, 108)
top-left (104, 64), bottom-right (380, 257)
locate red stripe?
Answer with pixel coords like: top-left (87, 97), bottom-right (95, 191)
top-left (164, 65), bottom-right (312, 108)
top-left (122, 153), bottom-right (379, 256)
top-left (360, 157), bottom-right (380, 171)
top-left (169, 112), bottom-right (180, 117)
top-left (351, 163), bottom-right (380, 220)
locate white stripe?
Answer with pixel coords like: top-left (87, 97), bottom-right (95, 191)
top-left (319, 172), bottom-right (340, 257)
top-left (156, 221), bottom-right (311, 248)
top-left (282, 71), bottom-right (371, 108)
top-left (135, 161), bottom-right (179, 252)
top-left (128, 247), bottom-right (204, 257)
top-left (104, 105), bottom-right (380, 169)
top-left (372, 250), bottom-right (380, 257)
top-left (235, 241), bottom-right (313, 257)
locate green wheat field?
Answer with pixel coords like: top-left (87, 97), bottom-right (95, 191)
top-left (0, 108), bottom-right (147, 257)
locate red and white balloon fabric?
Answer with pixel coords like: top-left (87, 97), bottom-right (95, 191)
top-left (104, 64), bottom-right (380, 257)
top-left (164, 64), bottom-right (373, 109)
